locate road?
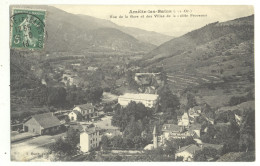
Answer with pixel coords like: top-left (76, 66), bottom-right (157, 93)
top-left (11, 132), bottom-right (66, 161)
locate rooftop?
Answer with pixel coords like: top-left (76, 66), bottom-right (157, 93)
top-left (189, 123), bottom-right (202, 131)
top-left (162, 124), bottom-right (183, 132)
top-left (202, 143), bottom-right (223, 150)
top-left (177, 144), bottom-right (201, 154)
top-left (84, 127), bottom-right (100, 134)
top-left (30, 113), bottom-right (61, 129)
top-left (74, 103), bottom-right (94, 110)
top-left (104, 129), bottom-right (122, 137)
top-left (119, 93), bottom-right (158, 101)
top-left (71, 110), bottom-right (83, 116)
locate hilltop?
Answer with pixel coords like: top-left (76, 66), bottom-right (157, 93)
top-left (133, 15), bottom-right (254, 110)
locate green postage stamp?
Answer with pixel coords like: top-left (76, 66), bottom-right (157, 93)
top-left (10, 8), bottom-right (46, 50)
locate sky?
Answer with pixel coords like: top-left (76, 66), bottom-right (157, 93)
top-left (54, 5), bottom-right (254, 37)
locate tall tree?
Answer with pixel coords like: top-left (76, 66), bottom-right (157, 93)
top-left (239, 109), bottom-right (255, 152)
top-left (158, 85), bottom-right (180, 112)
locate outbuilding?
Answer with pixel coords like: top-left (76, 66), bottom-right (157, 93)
top-left (23, 112), bottom-right (61, 135)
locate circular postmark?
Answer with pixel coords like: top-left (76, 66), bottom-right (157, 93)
top-left (10, 8), bottom-right (47, 50)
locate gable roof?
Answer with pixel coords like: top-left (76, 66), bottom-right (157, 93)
top-left (70, 110), bottom-right (83, 116)
top-left (162, 124), bottom-right (183, 132)
top-left (177, 144), bottom-right (201, 154)
top-left (202, 143), bottom-right (223, 150)
top-left (74, 103), bottom-right (94, 110)
top-left (193, 106), bottom-right (201, 111)
top-left (31, 113), bottom-right (61, 129)
top-left (85, 127), bottom-right (100, 134)
top-left (189, 123), bottom-right (202, 131)
top-left (119, 93), bottom-right (158, 101)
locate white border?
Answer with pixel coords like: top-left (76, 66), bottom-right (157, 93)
top-left (0, 0), bottom-right (259, 166)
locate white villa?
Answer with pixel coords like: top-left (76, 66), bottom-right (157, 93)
top-left (118, 93), bottom-right (159, 108)
top-left (80, 127), bottom-right (101, 153)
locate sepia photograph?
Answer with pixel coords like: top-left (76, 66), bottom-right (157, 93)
top-left (8, 4), bottom-right (255, 162)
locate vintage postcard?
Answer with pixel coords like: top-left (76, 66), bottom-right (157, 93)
top-left (8, 5), bottom-right (254, 162)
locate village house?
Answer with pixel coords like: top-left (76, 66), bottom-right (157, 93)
top-left (103, 129), bottom-right (122, 138)
top-left (178, 112), bottom-right (190, 128)
top-left (73, 103), bottom-right (98, 121)
top-left (118, 93), bottom-right (159, 108)
top-left (175, 144), bottom-right (201, 161)
top-left (188, 106), bottom-right (201, 119)
top-left (162, 113), bottom-right (202, 141)
top-left (175, 143), bottom-right (223, 161)
top-left (80, 127), bottom-right (101, 152)
top-left (68, 110), bottom-right (83, 121)
top-left (23, 112), bottom-right (61, 135)
top-left (161, 124), bottom-right (188, 141)
top-left (187, 124), bottom-right (202, 138)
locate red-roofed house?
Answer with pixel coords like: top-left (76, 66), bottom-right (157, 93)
top-left (23, 113), bottom-right (61, 135)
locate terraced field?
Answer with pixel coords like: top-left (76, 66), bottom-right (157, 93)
top-left (166, 72), bottom-right (222, 92)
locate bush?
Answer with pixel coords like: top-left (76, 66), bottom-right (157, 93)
top-left (229, 96), bottom-right (247, 106)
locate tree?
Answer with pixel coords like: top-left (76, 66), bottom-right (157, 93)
top-left (101, 135), bottom-right (110, 149)
top-left (122, 137), bottom-right (134, 148)
top-left (170, 137), bottom-right (196, 149)
top-left (49, 138), bottom-right (78, 161)
top-left (144, 146), bottom-right (175, 161)
top-left (239, 109), bottom-right (255, 152)
top-left (28, 85), bottom-right (48, 106)
top-left (164, 140), bottom-right (177, 158)
top-left (123, 120), bottom-right (143, 138)
top-left (187, 93), bottom-right (197, 109)
top-left (103, 105), bottom-right (113, 113)
top-left (85, 151), bottom-right (96, 161)
top-left (222, 139), bottom-right (239, 154)
top-left (201, 124), bottom-right (216, 143)
top-left (194, 147), bottom-right (219, 161)
top-left (47, 87), bottom-right (67, 108)
top-left (158, 85), bottom-right (180, 112)
top-left (86, 87), bottom-right (103, 103)
top-left (133, 136), bottom-right (144, 149)
top-left (111, 136), bottom-right (124, 148)
top-left (201, 103), bottom-right (215, 119)
top-left (112, 102), bottom-right (151, 131)
top-left (126, 71), bottom-right (139, 90)
top-left (113, 155), bottom-right (123, 161)
top-left (66, 128), bottom-right (80, 147)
